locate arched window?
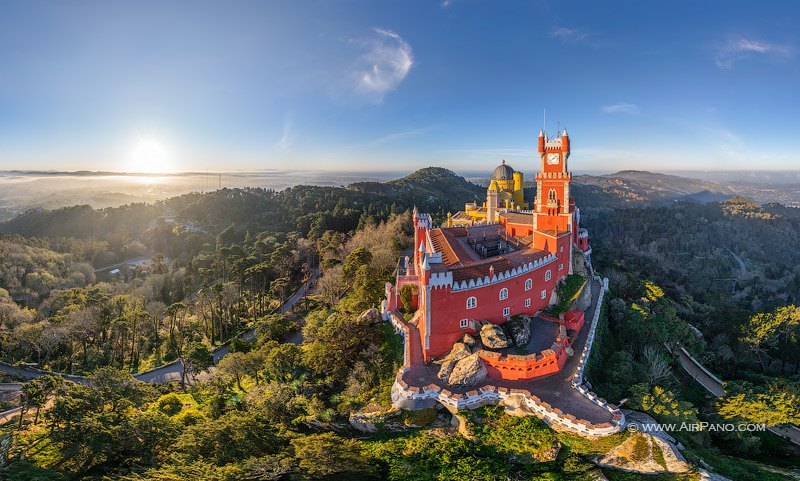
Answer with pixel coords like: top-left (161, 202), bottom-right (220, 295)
top-left (499, 288), bottom-right (508, 300)
top-left (524, 278), bottom-right (532, 291)
top-left (545, 270), bottom-right (552, 281)
top-left (466, 296), bottom-right (477, 309)
top-left (548, 189), bottom-right (557, 205)
top-left (541, 289), bottom-right (547, 300)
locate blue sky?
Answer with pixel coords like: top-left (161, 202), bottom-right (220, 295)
top-left (0, 0), bottom-right (798, 173)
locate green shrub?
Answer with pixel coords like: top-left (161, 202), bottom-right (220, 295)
top-left (403, 408), bottom-right (438, 427)
top-left (156, 393), bottom-right (183, 416)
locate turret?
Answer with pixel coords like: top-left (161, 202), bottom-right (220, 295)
top-left (562, 128), bottom-right (570, 155)
top-left (538, 129), bottom-right (545, 154)
top-left (512, 171), bottom-right (524, 208)
top-left (487, 180), bottom-right (499, 223)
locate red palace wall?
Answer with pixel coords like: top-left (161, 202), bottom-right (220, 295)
top-left (479, 342), bottom-right (569, 381)
top-left (500, 218), bottom-right (534, 238)
top-left (421, 251), bottom-right (571, 360)
top-left (477, 310), bottom-right (584, 382)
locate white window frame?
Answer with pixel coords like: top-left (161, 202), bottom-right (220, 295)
top-left (541, 289), bottom-right (547, 300)
top-left (459, 318), bottom-right (469, 329)
top-left (499, 287), bottom-right (508, 300)
top-left (466, 296), bottom-right (477, 309)
top-left (524, 278), bottom-right (532, 291)
top-left (558, 263), bottom-right (563, 271)
top-left (503, 307), bottom-right (510, 317)
top-left (524, 298), bottom-right (531, 308)
top-left (545, 270), bottom-right (552, 281)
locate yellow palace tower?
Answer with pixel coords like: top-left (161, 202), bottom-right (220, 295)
top-left (447, 159), bottom-right (527, 226)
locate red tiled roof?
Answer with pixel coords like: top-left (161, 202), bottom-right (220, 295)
top-left (500, 211), bottom-right (533, 224)
top-left (450, 250), bottom-right (550, 282)
top-left (427, 224), bottom-right (552, 282)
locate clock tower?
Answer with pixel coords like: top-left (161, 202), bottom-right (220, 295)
top-left (534, 128), bottom-right (573, 234)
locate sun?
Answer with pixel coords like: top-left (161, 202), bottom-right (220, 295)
top-left (127, 137), bottom-right (174, 174)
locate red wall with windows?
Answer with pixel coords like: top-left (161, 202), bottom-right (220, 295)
top-left (422, 258), bottom-right (567, 360)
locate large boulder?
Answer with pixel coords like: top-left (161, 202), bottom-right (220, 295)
top-left (480, 323), bottom-right (510, 349)
top-left (461, 333), bottom-right (477, 348)
top-left (448, 353), bottom-right (487, 386)
top-left (358, 307), bottom-right (382, 324)
top-left (435, 342), bottom-right (471, 381)
top-left (505, 316), bottom-right (531, 347)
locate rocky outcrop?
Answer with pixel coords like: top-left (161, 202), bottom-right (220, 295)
top-left (462, 333), bottom-right (477, 348)
top-left (572, 247), bottom-right (589, 276)
top-left (595, 410), bottom-right (691, 475)
top-left (435, 342), bottom-right (471, 381)
top-left (349, 406), bottom-right (402, 433)
top-left (505, 316), bottom-right (531, 347)
top-left (448, 353), bottom-right (487, 386)
top-left (572, 279), bottom-right (592, 311)
top-left (359, 307), bottom-right (382, 324)
top-left (698, 470), bottom-right (733, 481)
top-left (480, 323), bottom-right (509, 349)
top-left (594, 433), bottom-right (667, 474)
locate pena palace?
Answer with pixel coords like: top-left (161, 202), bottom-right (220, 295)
top-left (387, 128), bottom-right (590, 368)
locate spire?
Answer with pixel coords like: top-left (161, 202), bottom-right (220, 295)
top-left (421, 255), bottom-right (430, 271)
top-left (539, 129), bottom-right (544, 137)
top-left (562, 128), bottom-right (568, 137)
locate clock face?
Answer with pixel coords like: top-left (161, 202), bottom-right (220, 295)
top-left (547, 153), bottom-right (560, 165)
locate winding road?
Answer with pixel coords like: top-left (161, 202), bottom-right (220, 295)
top-left (134, 268), bottom-right (318, 384)
top-left (673, 344), bottom-right (800, 446)
top-left (0, 269), bottom-right (319, 386)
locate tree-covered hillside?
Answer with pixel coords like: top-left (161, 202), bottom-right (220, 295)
top-left (1, 168), bottom-right (799, 481)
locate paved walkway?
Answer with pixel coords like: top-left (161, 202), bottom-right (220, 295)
top-left (401, 277), bottom-right (615, 425)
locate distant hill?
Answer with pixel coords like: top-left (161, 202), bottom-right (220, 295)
top-left (0, 168), bottom-right (485, 241)
top-left (4, 167), bottom-right (798, 242)
top-left (349, 167), bottom-right (484, 213)
top-left (570, 170), bottom-right (733, 208)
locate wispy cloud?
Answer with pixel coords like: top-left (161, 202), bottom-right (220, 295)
top-left (441, 0), bottom-right (452, 7)
top-left (550, 27), bottom-right (591, 44)
top-left (354, 28), bottom-right (414, 102)
top-left (343, 128), bottom-right (433, 151)
top-left (276, 117), bottom-right (296, 150)
top-left (698, 124), bottom-right (745, 160)
top-left (714, 37), bottom-right (792, 69)
top-left (601, 103), bottom-right (638, 114)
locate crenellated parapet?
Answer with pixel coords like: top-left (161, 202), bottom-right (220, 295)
top-left (428, 271), bottom-right (453, 289)
top-left (451, 253), bottom-right (557, 292)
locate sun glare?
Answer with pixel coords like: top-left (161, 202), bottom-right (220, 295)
top-left (127, 137), bottom-right (174, 174)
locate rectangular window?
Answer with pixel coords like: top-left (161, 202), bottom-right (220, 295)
top-left (459, 319), bottom-right (469, 329)
top-left (541, 289), bottom-right (547, 300)
top-left (524, 298), bottom-right (531, 308)
top-left (503, 307), bottom-right (510, 317)
top-left (558, 263), bottom-right (564, 271)
top-left (560, 246), bottom-right (563, 253)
